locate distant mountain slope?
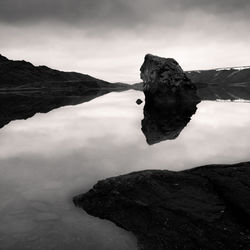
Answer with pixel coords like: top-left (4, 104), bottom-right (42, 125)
top-left (132, 66), bottom-right (250, 100)
top-left (186, 66), bottom-right (250, 84)
top-left (185, 67), bottom-right (250, 100)
top-left (0, 54), bottom-right (129, 91)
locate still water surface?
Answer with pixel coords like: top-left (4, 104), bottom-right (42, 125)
top-left (0, 90), bottom-right (250, 249)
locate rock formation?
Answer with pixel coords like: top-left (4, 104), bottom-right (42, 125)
top-left (140, 54), bottom-right (200, 106)
top-left (139, 54), bottom-right (200, 144)
top-left (74, 162), bottom-right (250, 250)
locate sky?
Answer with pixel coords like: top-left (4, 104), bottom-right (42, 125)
top-left (1, 0), bottom-right (250, 83)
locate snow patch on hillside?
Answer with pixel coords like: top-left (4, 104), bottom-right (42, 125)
top-left (187, 66), bottom-right (250, 73)
top-left (215, 66), bottom-right (250, 71)
top-left (216, 99), bottom-right (250, 103)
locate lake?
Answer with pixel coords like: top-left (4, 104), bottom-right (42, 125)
top-left (1, 90), bottom-right (250, 249)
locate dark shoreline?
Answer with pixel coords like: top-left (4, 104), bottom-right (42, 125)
top-left (74, 161), bottom-right (250, 250)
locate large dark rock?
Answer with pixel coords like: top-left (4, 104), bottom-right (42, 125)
top-left (140, 54), bottom-right (200, 106)
top-left (74, 162), bottom-right (250, 250)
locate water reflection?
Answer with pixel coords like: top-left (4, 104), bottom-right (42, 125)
top-left (0, 89), bottom-right (109, 129)
top-left (1, 90), bottom-right (250, 249)
top-left (141, 98), bottom-right (199, 145)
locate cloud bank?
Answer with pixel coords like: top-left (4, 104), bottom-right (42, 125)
top-left (1, 0), bottom-right (249, 82)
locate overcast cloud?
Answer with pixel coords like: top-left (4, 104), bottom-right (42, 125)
top-left (0, 0), bottom-right (249, 82)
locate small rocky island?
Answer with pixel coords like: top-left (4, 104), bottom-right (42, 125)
top-left (73, 55), bottom-right (250, 249)
top-left (140, 54), bottom-right (200, 144)
top-left (140, 54), bottom-right (200, 106)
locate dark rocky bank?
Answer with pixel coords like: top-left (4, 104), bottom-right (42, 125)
top-left (74, 162), bottom-right (250, 250)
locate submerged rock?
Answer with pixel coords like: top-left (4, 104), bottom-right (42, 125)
top-left (140, 54), bottom-right (200, 106)
top-left (73, 162), bottom-right (250, 250)
top-left (136, 99), bottom-right (143, 105)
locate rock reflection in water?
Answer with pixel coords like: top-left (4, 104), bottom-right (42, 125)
top-left (141, 99), bottom-right (199, 145)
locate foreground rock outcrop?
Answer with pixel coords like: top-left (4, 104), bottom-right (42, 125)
top-left (74, 162), bottom-right (250, 250)
top-left (140, 54), bottom-right (200, 106)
